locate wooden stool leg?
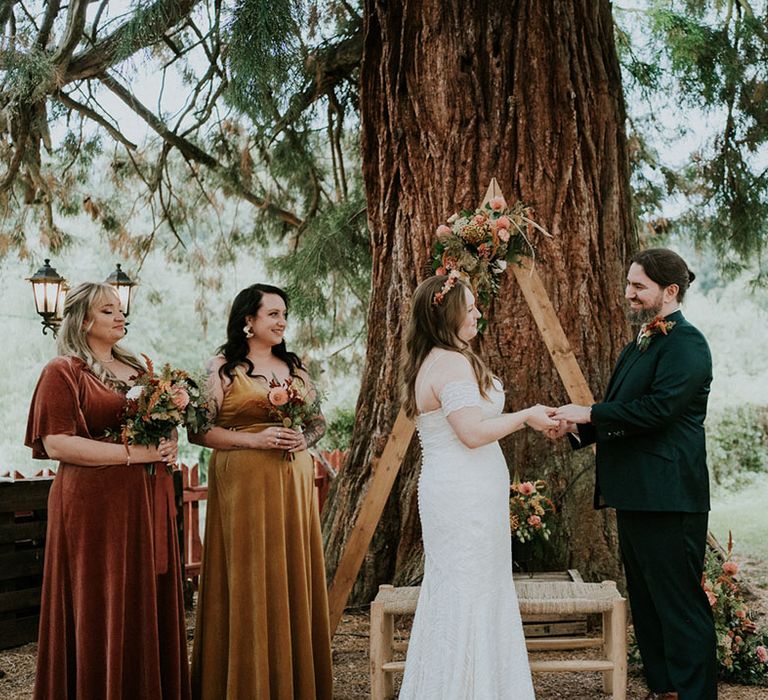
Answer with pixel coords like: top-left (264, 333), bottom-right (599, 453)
top-left (610, 598), bottom-right (628, 699)
top-left (370, 585), bottom-right (394, 700)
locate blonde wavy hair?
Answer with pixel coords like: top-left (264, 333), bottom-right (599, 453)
top-left (401, 275), bottom-right (493, 418)
top-left (56, 283), bottom-right (144, 386)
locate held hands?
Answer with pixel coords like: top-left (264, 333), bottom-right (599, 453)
top-left (551, 404), bottom-right (591, 425)
top-left (523, 404), bottom-right (560, 432)
top-left (258, 426), bottom-right (305, 452)
top-left (542, 403), bottom-right (592, 441)
top-left (156, 435), bottom-right (178, 464)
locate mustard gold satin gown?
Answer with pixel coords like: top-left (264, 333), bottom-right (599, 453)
top-left (191, 368), bottom-right (333, 700)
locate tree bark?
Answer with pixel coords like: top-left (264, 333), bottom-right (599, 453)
top-left (322, 0), bottom-right (636, 604)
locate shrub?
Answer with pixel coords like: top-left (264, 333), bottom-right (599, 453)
top-left (707, 404), bottom-right (768, 487)
top-left (320, 407), bottom-right (356, 451)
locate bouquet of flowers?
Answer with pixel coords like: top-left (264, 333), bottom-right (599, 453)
top-left (432, 195), bottom-right (550, 308)
top-left (701, 532), bottom-right (768, 685)
top-left (107, 355), bottom-right (213, 473)
top-left (260, 374), bottom-right (322, 460)
top-left (509, 478), bottom-right (556, 544)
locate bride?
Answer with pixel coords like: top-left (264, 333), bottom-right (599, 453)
top-left (399, 273), bottom-right (556, 699)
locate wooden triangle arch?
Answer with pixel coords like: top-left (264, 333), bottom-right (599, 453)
top-left (327, 178), bottom-right (596, 633)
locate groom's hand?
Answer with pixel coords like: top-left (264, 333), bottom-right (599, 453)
top-left (551, 404), bottom-right (592, 425)
top-left (544, 420), bottom-right (576, 440)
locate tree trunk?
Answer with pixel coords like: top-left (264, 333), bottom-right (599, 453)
top-left (322, 0), bottom-right (635, 605)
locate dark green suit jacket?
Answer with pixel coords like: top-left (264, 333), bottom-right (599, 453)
top-left (576, 310), bottom-right (712, 512)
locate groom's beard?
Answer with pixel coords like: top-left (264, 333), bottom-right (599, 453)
top-left (627, 296), bottom-right (663, 324)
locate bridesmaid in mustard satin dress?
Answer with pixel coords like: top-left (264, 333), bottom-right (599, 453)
top-left (190, 283), bottom-right (332, 700)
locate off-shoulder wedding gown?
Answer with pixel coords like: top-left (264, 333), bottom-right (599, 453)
top-left (399, 374), bottom-right (535, 699)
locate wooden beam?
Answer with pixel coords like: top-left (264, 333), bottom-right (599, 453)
top-left (327, 409), bottom-right (415, 633)
top-left (512, 259), bottom-right (595, 405)
top-left (481, 177), bottom-right (594, 406)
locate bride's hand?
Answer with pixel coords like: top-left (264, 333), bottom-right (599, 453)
top-left (523, 405), bottom-right (560, 431)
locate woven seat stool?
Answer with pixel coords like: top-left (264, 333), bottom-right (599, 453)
top-left (369, 580), bottom-right (627, 700)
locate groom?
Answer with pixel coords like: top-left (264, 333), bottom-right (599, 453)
top-left (552, 248), bottom-right (717, 700)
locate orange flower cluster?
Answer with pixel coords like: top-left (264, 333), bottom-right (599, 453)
top-left (701, 532), bottom-right (768, 683)
top-left (509, 478), bottom-right (556, 544)
top-left (260, 375), bottom-right (321, 460)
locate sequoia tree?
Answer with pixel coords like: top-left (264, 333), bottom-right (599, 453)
top-left (322, 0), bottom-right (635, 602)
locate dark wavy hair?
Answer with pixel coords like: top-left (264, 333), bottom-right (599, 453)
top-left (217, 283), bottom-right (304, 380)
top-left (631, 248), bottom-right (696, 302)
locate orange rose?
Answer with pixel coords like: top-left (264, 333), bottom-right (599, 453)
top-left (171, 386), bottom-right (190, 410)
top-left (722, 561), bottom-right (739, 576)
top-left (268, 387), bottom-right (290, 406)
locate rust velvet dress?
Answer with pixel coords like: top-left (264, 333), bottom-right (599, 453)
top-left (191, 368), bottom-right (333, 700)
top-left (25, 356), bottom-right (191, 700)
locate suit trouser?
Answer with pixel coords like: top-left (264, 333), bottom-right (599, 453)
top-left (616, 510), bottom-right (717, 700)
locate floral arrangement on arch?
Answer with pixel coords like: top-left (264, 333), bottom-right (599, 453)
top-left (509, 478), bottom-right (556, 544)
top-left (701, 533), bottom-right (768, 685)
top-left (432, 195), bottom-right (550, 307)
top-left (107, 355), bottom-right (213, 473)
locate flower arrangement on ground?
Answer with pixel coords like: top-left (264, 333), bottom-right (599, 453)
top-left (432, 195), bottom-right (550, 308)
top-left (260, 374), bottom-right (322, 460)
top-left (108, 355), bottom-right (213, 473)
top-left (509, 478), bottom-right (556, 544)
top-left (701, 533), bottom-right (768, 685)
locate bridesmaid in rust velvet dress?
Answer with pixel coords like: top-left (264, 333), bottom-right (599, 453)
top-left (25, 282), bottom-right (190, 700)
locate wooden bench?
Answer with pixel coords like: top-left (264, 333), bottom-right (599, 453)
top-left (370, 578), bottom-right (627, 699)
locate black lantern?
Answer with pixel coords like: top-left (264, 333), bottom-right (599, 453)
top-left (105, 263), bottom-right (137, 317)
top-left (27, 259), bottom-right (66, 336)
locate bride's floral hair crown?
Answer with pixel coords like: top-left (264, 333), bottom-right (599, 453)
top-left (432, 270), bottom-right (461, 306)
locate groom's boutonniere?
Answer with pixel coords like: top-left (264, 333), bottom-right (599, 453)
top-left (637, 316), bottom-right (676, 352)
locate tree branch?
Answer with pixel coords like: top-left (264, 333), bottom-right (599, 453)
top-left (52, 0), bottom-right (88, 68)
top-left (36, 0), bottom-right (60, 49)
top-left (64, 0), bottom-right (202, 82)
top-left (100, 73), bottom-right (304, 228)
top-left (54, 89), bottom-right (138, 149)
top-left (269, 23), bottom-right (363, 141)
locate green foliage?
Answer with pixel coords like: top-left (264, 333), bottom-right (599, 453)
top-left (319, 406), bottom-right (356, 451)
top-left (707, 404), bottom-right (768, 487)
top-left (615, 1), bottom-right (768, 276)
top-left (1, 48), bottom-right (55, 104)
top-left (227, 0), bottom-right (305, 120)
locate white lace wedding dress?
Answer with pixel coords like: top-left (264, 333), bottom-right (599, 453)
top-left (399, 376), bottom-right (535, 699)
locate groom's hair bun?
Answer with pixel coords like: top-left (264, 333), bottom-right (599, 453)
top-left (631, 248), bottom-right (694, 302)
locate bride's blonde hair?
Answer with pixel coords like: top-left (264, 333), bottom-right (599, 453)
top-left (56, 283), bottom-right (144, 386)
top-left (401, 275), bottom-right (493, 418)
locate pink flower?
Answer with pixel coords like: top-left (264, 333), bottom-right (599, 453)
top-left (496, 215), bottom-right (510, 229)
top-left (474, 214), bottom-right (486, 225)
top-left (436, 224), bottom-right (452, 237)
top-left (517, 481), bottom-right (535, 496)
top-left (722, 561), bottom-right (739, 576)
top-left (527, 515), bottom-right (542, 528)
top-left (734, 635), bottom-right (743, 645)
top-left (490, 196), bottom-right (505, 211)
top-left (706, 591), bottom-right (717, 607)
top-left (436, 266), bottom-right (447, 276)
top-left (171, 386), bottom-right (190, 410)
top-left (756, 645), bottom-right (768, 663)
top-left (498, 229), bottom-right (510, 242)
top-left (268, 387), bottom-right (289, 406)
top-left (735, 609), bottom-right (746, 619)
